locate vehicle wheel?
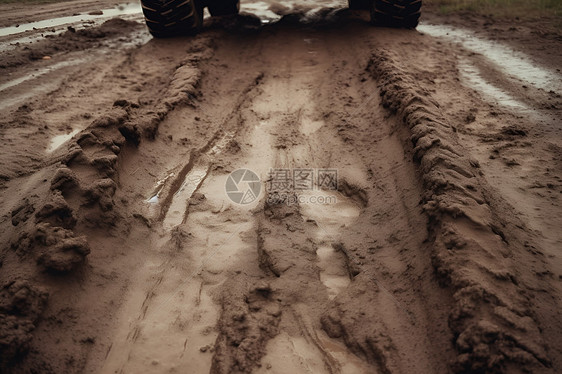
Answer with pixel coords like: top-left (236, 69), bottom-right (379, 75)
top-left (348, 0), bottom-right (371, 10)
top-left (141, 0), bottom-right (204, 38)
top-left (370, 0), bottom-right (421, 28)
top-left (207, 0), bottom-right (240, 16)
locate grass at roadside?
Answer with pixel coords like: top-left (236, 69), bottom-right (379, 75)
top-left (424, 0), bottom-right (562, 19)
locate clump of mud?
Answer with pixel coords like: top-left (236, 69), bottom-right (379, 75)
top-left (211, 280), bottom-right (282, 373)
top-left (0, 281), bottom-right (48, 368)
top-left (366, 50), bottom-right (556, 373)
top-left (0, 29), bottom-right (208, 372)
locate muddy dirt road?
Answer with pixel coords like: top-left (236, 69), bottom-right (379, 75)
top-left (1, 1), bottom-right (561, 373)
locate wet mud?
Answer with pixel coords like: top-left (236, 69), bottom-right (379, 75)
top-left (0, 2), bottom-right (561, 374)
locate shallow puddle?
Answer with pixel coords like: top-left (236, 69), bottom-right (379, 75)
top-left (146, 173), bottom-right (175, 204)
top-left (0, 59), bottom-right (87, 93)
top-left (418, 23), bottom-right (562, 94)
top-left (209, 131), bottom-right (235, 155)
top-left (0, 3), bottom-right (142, 37)
top-left (458, 59), bottom-right (530, 111)
top-left (162, 164), bottom-right (209, 230)
top-left (46, 128), bottom-right (80, 153)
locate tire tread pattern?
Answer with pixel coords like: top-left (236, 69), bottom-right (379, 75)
top-left (141, 0), bottom-right (202, 37)
top-left (371, 0), bottom-right (422, 28)
top-left (207, 0), bottom-right (240, 16)
top-left (348, 0), bottom-right (371, 10)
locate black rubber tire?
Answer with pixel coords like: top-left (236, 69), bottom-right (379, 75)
top-left (370, 0), bottom-right (421, 28)
top-left (207, 0), bottom-right (240, 16)
top-left (348, 0), bottom-right (371, 10)
top-left (141, 0), bottom-right (204, 38)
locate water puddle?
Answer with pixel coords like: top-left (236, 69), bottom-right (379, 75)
top-left (418, 23), bottom-right (562, 94)
top-left (0, 58), bottom-right (86, 93)
top-left (300, 190), bottom-right (360, 299)
top-left (46, 128), bottom-right (80, 153)
top-left (458, 59), bottom-right (531, 112)
top-left (209, 131), bottom-right (235, 155)
top-left (0, 3), bottom-right (142, 37)
top-left (148, 120), bottom-right (273, 231)
top-left (162, 164), bottom-right (209, 230)
top-left (242, 1), bottom-right (282, 22)
top-left (146, 173), bottom-right (175, 204)
top-left (156, 126), bottom-right (269, 230)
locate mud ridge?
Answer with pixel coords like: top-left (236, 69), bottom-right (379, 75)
top-left (0, 36), bottom-right (211, 371)
top-left (369, 50), bottom-right (556, 373)
top-left (211, 197), bottom-right (327, 373)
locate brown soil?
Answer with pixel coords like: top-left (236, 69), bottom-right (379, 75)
top-left (0, 2), bottom-right (561, 374)
top-left (0, 0), bottom-right (126, 27)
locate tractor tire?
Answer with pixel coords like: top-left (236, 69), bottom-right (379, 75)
top-left (141, 0), bottom-right (204, 38)
top-left (207, 0), bottom-right (240, 16)
top-left (348, 0), bottom-right (371, 10)
top-left (370, 0), bottom-right (421, 28)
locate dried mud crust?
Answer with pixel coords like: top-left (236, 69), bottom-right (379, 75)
top-left (0, 32), bottom-right (211, 373)
top-left (368, 50), bottom-right (558, 373)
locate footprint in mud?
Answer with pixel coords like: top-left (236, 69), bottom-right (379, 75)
top-left (299, 189), bottom-right (361, 299)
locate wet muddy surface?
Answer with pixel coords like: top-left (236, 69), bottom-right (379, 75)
top-left (418, 23), bottom-right (562, 94)
top-left (0, 3), bottom-right (142, 37)
top-left (457, 58), bottom-right (531, 111)
top-left (0, 1), bottom-right (561, 374)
